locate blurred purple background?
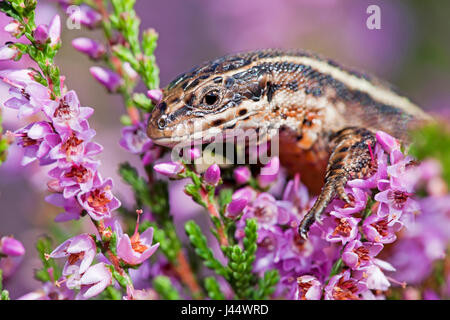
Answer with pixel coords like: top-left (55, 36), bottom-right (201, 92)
top-left (1, 0), bottom-right (449, 298)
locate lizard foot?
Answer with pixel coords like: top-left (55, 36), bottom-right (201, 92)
top-left (298, 127), bottom-right (376, 239)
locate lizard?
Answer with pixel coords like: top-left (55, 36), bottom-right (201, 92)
top-left (146, 49), bottom-right (432, 239)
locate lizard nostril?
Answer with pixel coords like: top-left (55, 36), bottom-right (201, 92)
top-left (157, 115), bottom-right (167, 130)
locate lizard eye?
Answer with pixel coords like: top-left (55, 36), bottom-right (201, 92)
top-left (203, 90), bottom-right (219, 106)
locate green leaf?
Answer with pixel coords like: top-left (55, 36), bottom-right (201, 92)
top-left (204, 277), bottom-right (226, 300)
top-left (153, 276), bottom-right (180, 300)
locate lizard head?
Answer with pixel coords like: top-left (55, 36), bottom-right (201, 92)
top-left (147, 53), bottom-right (269, 147)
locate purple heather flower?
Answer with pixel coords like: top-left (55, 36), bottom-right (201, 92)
top-left (48, 15), bottom-right (61, 47)
top-left (77, 263), bottom-right (112, 299)
top-left (295, 275), bottom-right (322, 300)
top-left (147, 89), bottom-right (163, 105)
top-left (258, 156), bottom-right (280, 187)
top-left (72, 37), bottom-right (105, 59)
top-left (375, 185), bottom-right (419, 220)
top-left (48, 124), bottom-right (102, 163)
top-left (376, 131), bottom-right (401, 154)
top-left (77, 178), bottom-right (121, 221)
top-left (182, 147), bottom-right (201, 162)
top-left (34, 24), bottom-right (50, 44)
top-left (362, 214), bottom-right (402, 244)
top-left (153, 161), bottom-right (184, 177)
top-left (0, 236), bottom-right (25, 257)
top-left (0, 45), bottom-right (19, 60)
top-left (68, 4), bottom-right (102, 28)
top-left (353, 259), bottom-right (396, 291)
top-left (423, 289), bottom-right (440, 300)
top-left (324, 270), bottom-right (367, 300)
top-left (342, 240), bottom-right (383, 270)
top-left (15, 121), bottom-right (60, 166)
top-left (89, 66), bottom-right (123, 92)
top-left (282, 174), bottom-right (310, 210)
top-left (48, 234), bottom-right (96, 276)
top-left (225, 197), bottom-right (248, 219)
top-left (204, 163), bottom-right (221, 185)
top-left (4, 81), bottom-right (55, 119)
top-left (253, 227), bottom-right (284, 272)
top-left (232, 186), bottom-right (257, 203)
top-left (44, 90), bottom-right (94, 132)
top-left (322, 211), bottom-right (361, 245)
top-left (119, 122), bottom-right (153, 154)
top-left (332, 187), bottom-right (368, 216)
top-left (116, 215), bottom-right (159, 266)
top-left (48, 159), bottom-right (101, 198)
top-left (233, 166), bottom-right (251, 184)
top-left (18, 281), bottom-right (74, 300)
top-left (243, 193), bottom-right (287, 228)
top-left (45, 193), bottom-right (83, 222)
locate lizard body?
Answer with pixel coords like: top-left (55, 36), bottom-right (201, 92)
top-left (146, 49), bottom-right (431, 238)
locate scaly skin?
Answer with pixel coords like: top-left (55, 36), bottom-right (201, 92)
top-left (146, 49), bottom-right (431, 239)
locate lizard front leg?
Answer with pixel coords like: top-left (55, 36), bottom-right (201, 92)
top-left (298, 127), bottom-right (376, 239)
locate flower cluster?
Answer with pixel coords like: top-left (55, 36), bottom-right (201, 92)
top-left (0, 4), bottom-right (158, 300)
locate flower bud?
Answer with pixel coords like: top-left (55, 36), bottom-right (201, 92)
top-left (0, 45), bottom-right (19, 61)
top-left (258, 156), bottom-right (280, 187)
top-left (204, 164), bottom-right (221, 185)
top-left (48, 15), bottom-right (61, 47)
top-left (34, 24), bottom-right (49, 44)
top-left (4, 20), bottom-right (23, 37)
top-left (153, 161), bottom-right (184, 177)
top-left (233, 166), bottom-right (251, 184)
top-left (147, 89), bottom-right (163, 105)
top-left (0, 236), bottom-right (25, 257)
top-left (183, 147), bottom-right (201, 162)
top-left (72, 37), bottom-right (105, 59)
top-left (226, 198), bottom-right (248, 219)
top-left (90, 66), bottom-right (123, 92)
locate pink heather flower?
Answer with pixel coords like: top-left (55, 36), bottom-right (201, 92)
top-left (0, 236), bottom-right (25, 256)
top-left (342, 240), bottom-right (383, 270)
top-left (282, 174), bottom-right (310, 209)
top-left (4, 80), bottom-right (55, 119)
top-left (48, 159), bottom-right (102, 198)
top-left (119, 123), bottom-right (152, 154)
top-left (72, 37), bottom-right (105, 59)
top-left (89, 66), bottom-right (123, 92)
top-left (48, 123), bottom-right (102, 163)
top-left (18, 281), bottom-right (74, 300)
top-left (48, 234), bottom-right (96, 276)
top-left (324, 270), bottom-right (367, 300)
top-left (362, 215), bottom-right (402, 244)
top-left (43, 90), bottom-right (94, 132)
top-left (258, 156), bottom-right (280, 187)
top-left (147, 89), bottom-right (163, 105)
top-left (15, 121), bottom-right (60, 166)
top-left (0, 45), bottom-right (19, 60)
top-left (332, 187), bottom-right (368, 216)
top-left (225, 198), bottom-right (248, 219)
top-left (45, 193), bottom-right (83, 222)
top-left (243, 193), bottom-right (288, 228)
top-left (233, 166), bottom-right (251, 184)
top-left (4, 20), bottom-right (22, 37)
top-left (68, 4), bottom-right (102, 28)
top-left (322, 211), bottom-right (361, 245)
top-left (376, 131), bottom-right (401, 154)
top-left (48, 15), bottom-right (61, 47)
top-left (253, 227), bottom-right (284, 272)
top-left (423, 289), bottom-right (440, 300)
top-left (295, 275), bottom-right (322, 300)
top-left (34, 24), bottom-right (49, 44)
top-left (232, 186), bottom-right (257, 203)
top-left (77, 263), bottom-right (112, 299)
top-left (123, 62), bottom-right (138, 81)
top-left (77, 178), bottom-right (121, 220)
top-left (116, 214), bottom-right (159, 266)
top-left (353, 259), bottom-right (396, 291)
top-left (374, 184), bottom-right (419, 220)
top-left (204, 164), bottom-right (221, 185)
top-left (153, 161), bottom-right (184, 177)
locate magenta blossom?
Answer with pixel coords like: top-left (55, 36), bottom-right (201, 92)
top-left (233, 166), bottom-right (251, 184)
top-left (324, 270), bottom-right (367, 300)
top-left (47, 234), bottom-right (96, 277)
top-left (258, 156), bottom-right (280, 187)
top-left (116, 215), bottom-right (159, 266)
top-left (342, 240), bottom-right (383, 270)
top-left (77, 178), bottom-right (121, 220)
top-left (204, 163), bottom-right (221, 185)
top-left (0, 236), bottom-right (25, 257)
top-left (362, 215), bottom-right (403, 244)
top-left (72, 37), bottom-right (105, 59)
top-left (153, 161), bottom-right (184, 177)
top-left (90, 66), bottom-right (123, 92)
top-left (119, 123), bottom-right (153, 154)
top-left (45, 193), bottom-right (83, 222)
top-left (77, 263), bottom-right (112, 299)
top-left (322, 211), bottom-right (361, 245)
top-left (295, 275), bottom-right (322, 300)
top-left (15, 121), bottom-right (60, 166)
